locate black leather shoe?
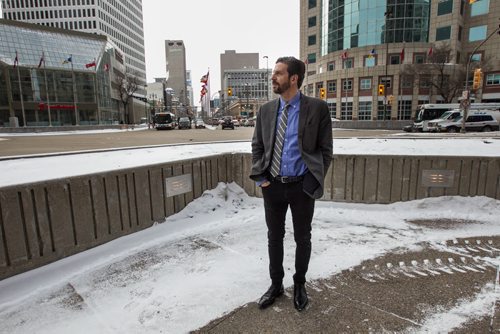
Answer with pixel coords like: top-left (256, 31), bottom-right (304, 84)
top-left (258, 283), bottom-right (284, 309)
top-left (294, 283), bottom-right (308, 311)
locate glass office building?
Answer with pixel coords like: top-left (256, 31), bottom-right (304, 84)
top-left (302, 0), bottom-right (500, 122)
top-left (0, 19), bottom-right (122, 127)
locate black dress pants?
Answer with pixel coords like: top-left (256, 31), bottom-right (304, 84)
top-left (262, 180), bottom-right (315, 285)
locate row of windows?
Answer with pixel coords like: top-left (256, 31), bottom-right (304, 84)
top-left (436, 24), bottom-right (488, 42)
top-left (315, 72), bottom-right (500, 95)
top-left (2, 0), bottom-right (95, 8)
top-left (4, 8), bottom-right (95, 20)
top-left (325, 100), bottom-right (412, 121)
top-left (437, 0), bottom-right (490, 17)
top-left (308, 50), bottom-right (426, 69)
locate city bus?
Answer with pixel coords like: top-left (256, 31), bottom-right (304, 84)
top-left (153, 112), bottom-right (177, 130)
top-left (412, 103), bottom-right (500, 132)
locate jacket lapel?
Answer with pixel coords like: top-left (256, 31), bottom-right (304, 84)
top-left (298, 94), bottom-right (309, 138)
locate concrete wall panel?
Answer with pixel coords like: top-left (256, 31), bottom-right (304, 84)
top-left (0, 190), bottom-right (28, 265)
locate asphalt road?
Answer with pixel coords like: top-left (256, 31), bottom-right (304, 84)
top-left (0, 126), bottom-right (402, 157)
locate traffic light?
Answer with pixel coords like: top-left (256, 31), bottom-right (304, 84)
top-left (469, 0), bottom-right (477, 4)
top-left (378, 84), bottom-right (385, 96)
top-left (227, 87), bottom-right (233, 96)
top-left (472, 68), bottom-right (482, 90)
top-left (320, 87), bottom-right (326, 99)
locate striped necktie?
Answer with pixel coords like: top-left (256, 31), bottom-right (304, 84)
top-left (270, 103), bottom-right (290, 178)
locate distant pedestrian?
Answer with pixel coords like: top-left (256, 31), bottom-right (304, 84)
top-left (250, 56), bottom-right (333, 311)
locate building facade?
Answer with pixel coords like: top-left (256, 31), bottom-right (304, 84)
top-left (165, 40), bottom-right (188, 108)
top-left (1, 0), bottom-right (146, 85)
top-left (220, 50), bottom-right (259, 92)
top-left (300, 0), bottom-right (500, 121)
top-left (0, 19), bottom-right (126, 127)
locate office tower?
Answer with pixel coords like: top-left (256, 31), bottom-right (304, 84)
top-left (165, 40), bottom-right (188, 108)
top-left (301, 0), bottom-right (500, 122)
top-left (220, 50), bottom-right (259, 93)
top-left (1, 0), bottom-right (146, 85)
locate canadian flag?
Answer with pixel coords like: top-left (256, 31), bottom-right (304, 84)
top-left (85, 60), bottom-right (96, 68)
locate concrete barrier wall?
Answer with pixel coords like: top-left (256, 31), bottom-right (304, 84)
top-left (0, 154), bottom-right (233, 280)
top-left (1, 153), bottom-right (499, 280)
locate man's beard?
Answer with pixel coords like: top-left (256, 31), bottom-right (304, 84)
top-left (272, 80), bottom-right (290, 95)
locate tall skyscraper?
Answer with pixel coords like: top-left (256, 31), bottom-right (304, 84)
top-left (301, 0), bottom-right (500, 122)
top-left (165, 40), bottom-right (188, 107)
top-left (1, 0), bottom-right (146, 85)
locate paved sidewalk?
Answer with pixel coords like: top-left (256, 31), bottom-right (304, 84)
top-left (195, 235), bottom-right (500, 333)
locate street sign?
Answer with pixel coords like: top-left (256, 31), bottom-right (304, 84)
top-left (462, 90), bottom-right (469, 100)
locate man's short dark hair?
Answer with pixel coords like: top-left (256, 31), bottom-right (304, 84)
top-left (276, 56), bottom-right (306, 89)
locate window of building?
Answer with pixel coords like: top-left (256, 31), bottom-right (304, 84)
top-left (414, 53), bottom-right (425, 64)
top-left (389, 54), bottom-right (401, 65)
top-left (471, 0), bottom-right (489, 16)
top-left (342, 79), bottom-right (353, 91)
top-left (436, 26), bottom-right (451, 41)
top-left (398, 101), bottom-right (412, 120)
top-left (308, 0), bottom-right (316, 9)
top-left (342, 58), bottom-right (353, 69)
top-left (340, 102), bottom-right (353, 120)
top-left (419, 76), bottom-right (431, 88)
top-left (401, 75), bottom-right (413, 89)
top-left (308, 16), bottom-right (316, 27)
top-left (358, 102), bottom-right (372, 120)
top-left (307, 53), bottom-right (316, 64)
top-left (359, 78), bottom-right (371, 90)
top-left (308, 35), bottom-right (316, 46)
top-left (327, 80), bottom-right (336, 92)
top-left (327, 102), bottom-right (336, 119)
top-left (377, 101), bottom-right (391, 120)
top-left (380, 77), bottom-right (392, 88)
top-left (327, 61), bottom-right (335, 71)
top-left (471, 53), bottom-right (482, 62)
top-left (364, 56), bottom-right (376, 67)
top-left (486, 73), bottom-right (500, 86)
top-left (469, 25), bottom-right (487, 42)
top-left (437, 0), bottom-right (453, 16)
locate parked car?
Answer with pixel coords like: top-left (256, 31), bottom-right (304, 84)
top-left (178, 117), bottom-right (191, 129)
top-left (436, 111), bottom-right (499, 133)
top-left (221, 116), bottom-right (235, 130)
top-left (194, 118), bottom-right (206, 129)
top-left (232, 119), bottom-right (240, 127)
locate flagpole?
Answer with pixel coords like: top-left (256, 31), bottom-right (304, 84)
top-left (15, 57), bottom-right (26, 127)
top-left (206, 68), bottom-right (211, 118)
top-left (42, 52), bottom-right (52, 126)
top-left (70, 55), bottom-right (78, 125)
top-left (93, 59), bottom-right (101, 125)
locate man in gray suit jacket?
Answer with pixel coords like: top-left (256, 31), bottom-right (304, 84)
top-left (250, 56), bottom-right (332, 311)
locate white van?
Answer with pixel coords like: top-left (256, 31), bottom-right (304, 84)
top-left (427, 109), bottom-right (462, 132)
top-left (436, 110), bottom-right (500, 133)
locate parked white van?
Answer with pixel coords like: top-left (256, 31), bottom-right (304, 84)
top-left (436, 110), bottom-right (500, 133)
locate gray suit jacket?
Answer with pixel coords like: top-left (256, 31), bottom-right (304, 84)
top-left (250, 93), bottom-right (333, 199)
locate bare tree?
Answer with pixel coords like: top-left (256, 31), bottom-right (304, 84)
top-left (402, 43), bottom-right (491, 103)
top-left (114, 70), bottom-right (140, 123)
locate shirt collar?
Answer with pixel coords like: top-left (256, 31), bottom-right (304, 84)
top-left (280, 91), bottom-right (301, 110)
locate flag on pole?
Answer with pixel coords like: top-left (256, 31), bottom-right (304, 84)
top-left (200, 71), bottom-right (209, 84)
top-left (368, 49), bottom-right (376, 58)
top-left (38, 52), bottom-right (45, 68)
top-left (427, 47), bottom-right (433, 57)
top-left (62, 55), bottom-right (72, 64)
top-left (341, 51), bottom-right (348, 60)
top-left (104, 63), bottom-right (110, 72)
top-left (13, 51), bottom-right (19, 68)
top-left (400, 48), bottom-right (405, 63)
top-left (85, 60), bottom-right (96, 68)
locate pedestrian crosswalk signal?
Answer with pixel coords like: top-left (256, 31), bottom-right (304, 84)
top-left (378, 84), bottom-right (385, 96)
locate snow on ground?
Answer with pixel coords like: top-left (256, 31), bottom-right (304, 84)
top-left (0, 182), bottom-right (499, 333)
top-left (1, 138), bottom-right (499, 187)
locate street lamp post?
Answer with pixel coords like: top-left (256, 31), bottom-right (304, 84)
top-left (461, 25), bottom-right (500, 133)
top-left (263, 55), bottom-right (269, 101)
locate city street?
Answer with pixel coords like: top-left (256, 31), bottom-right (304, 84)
top-left (0, 127), bottom-right (405, 157)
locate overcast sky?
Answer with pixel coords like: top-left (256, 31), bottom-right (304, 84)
top-left (143, 0), bottom-right (300, 104)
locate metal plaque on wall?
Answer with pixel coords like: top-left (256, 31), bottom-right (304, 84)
top-left (165, 174), bottom-right (192, 197)
top-left (421, 170), bottom-right (455, 188)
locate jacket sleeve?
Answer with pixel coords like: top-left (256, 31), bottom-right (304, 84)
top-left (318, 101), bottom-right (333, 175)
